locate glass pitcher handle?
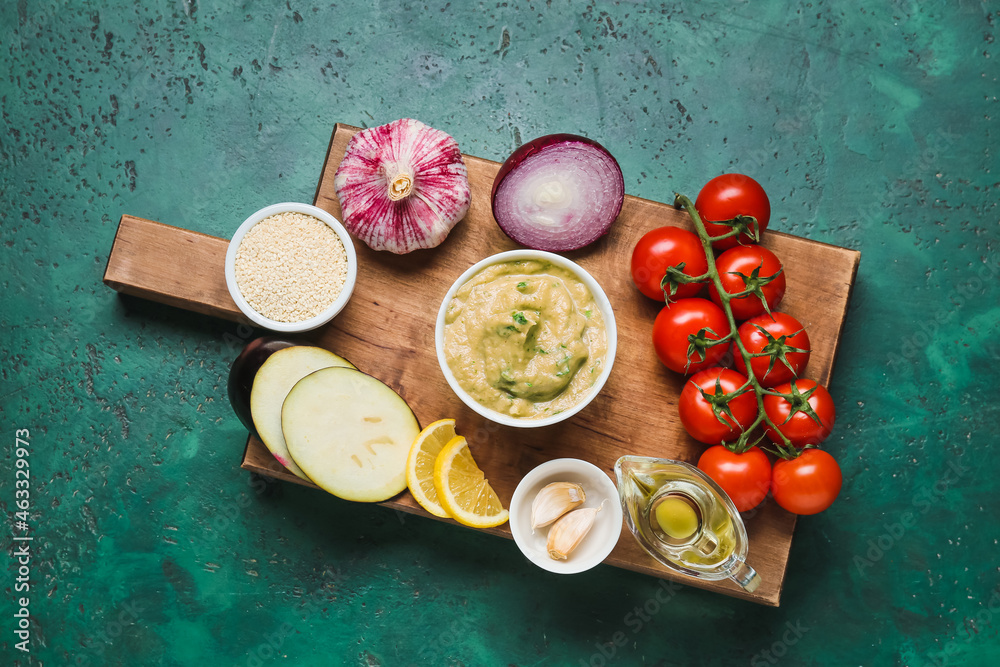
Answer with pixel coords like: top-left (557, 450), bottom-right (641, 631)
top-left (729, 561), bottom-right (761, 593)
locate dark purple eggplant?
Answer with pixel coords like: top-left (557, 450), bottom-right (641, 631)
top-left (227, 336), bottom-right (303, 435)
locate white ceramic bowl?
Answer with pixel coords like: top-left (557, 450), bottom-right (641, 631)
top-left (509, 458), bottom-right (624, 574)
top-left (225, 202), bottom-right (358, 333)
top-left (434, 250), bottom-right (617, 428)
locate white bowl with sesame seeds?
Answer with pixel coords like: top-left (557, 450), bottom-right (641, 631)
top-left (225, 202), bottom-right (357, 333)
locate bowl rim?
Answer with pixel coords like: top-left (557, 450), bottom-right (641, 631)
top-left (434, 249), bottom-right (618, 428)
top-left (224, 202), bottom-right (358, 333)
top-left (508, 457), bottom-right (624, 574)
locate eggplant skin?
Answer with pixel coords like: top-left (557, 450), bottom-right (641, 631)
top-left (227, 336), bottom-right (302, 435)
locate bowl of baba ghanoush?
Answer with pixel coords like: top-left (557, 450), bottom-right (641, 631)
top-left (435, 250), bottom-right (617, 428)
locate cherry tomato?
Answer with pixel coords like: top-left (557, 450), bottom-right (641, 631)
top-left (652, 298), bottom-right (732, 374)
top-left (709, 245), bottom-right (786, 320)
top-left (771, 448), bottom-right (842, 515)
top-left (735, 312), bottom-right (811, 388)
top-left (695, 174), bottom-right (771, 250)
top-left (763, 379), bottom-right (836, 447)
top-left (698, 445), bottom-right (772, 512)
top-left (631, 226), bottom-right (708, 300)
top-left (679, 368), bottom-right (757, 444)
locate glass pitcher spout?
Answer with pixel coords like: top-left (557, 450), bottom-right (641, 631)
top-left (614, 455), bottom-right (763, 591)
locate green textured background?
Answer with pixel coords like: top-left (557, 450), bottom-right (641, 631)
top-left (2, 1), bottom-right (998, 665)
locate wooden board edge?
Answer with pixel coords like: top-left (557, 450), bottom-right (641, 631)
top-left (312, 123), bottom-right (360, 206)
top-left (825, 250), bottom-right (862, 387)
top-left (102, 214), bottom-right (129, 287)
top-left (239, 434), bottom-right (781, 606)
top-left (240, 436), bottom-right (315, 488)
top-left (240, 434), bottom-right (514, 541)
top-left (605, 557), bottom-right (782, 607)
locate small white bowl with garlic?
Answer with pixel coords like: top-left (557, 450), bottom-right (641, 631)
top-left (508, 458), bottom-right (623, 574)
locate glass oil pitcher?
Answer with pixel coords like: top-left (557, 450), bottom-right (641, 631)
top-left (614, 455), bottom-right (761, 593)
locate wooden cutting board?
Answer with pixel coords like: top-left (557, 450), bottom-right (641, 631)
top-left (104, 123), bottom-right (860, 606)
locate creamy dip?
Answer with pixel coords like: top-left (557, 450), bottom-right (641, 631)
top-left (443, 259), bottom-right (608, 419)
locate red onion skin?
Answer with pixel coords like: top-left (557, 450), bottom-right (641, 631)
top-left (491, 134), bottom-right (624, 252)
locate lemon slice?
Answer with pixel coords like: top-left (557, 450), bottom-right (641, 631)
top-left (405, 419), bottom-right (457, 518)
top-left (434, 436), bottom-right (509, 528)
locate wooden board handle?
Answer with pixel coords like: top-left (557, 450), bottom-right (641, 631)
top-left (104, 215), bottom-right (244, 322)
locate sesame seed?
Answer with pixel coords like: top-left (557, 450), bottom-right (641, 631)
top-left (234, 212), bottom-right (348, 323)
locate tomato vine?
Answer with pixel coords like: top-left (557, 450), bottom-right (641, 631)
top-left (669, 193), bottom-right (819, 455)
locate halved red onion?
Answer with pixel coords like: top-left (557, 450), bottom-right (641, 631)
top-left (491, 134), bottom-right (625, 251)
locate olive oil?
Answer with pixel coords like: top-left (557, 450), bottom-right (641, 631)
top-left (646, 480), bottom-right (736, 568)
top-left (615, 456), bottom-right (760, 592)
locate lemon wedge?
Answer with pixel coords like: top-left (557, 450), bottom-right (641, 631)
top-left (433, 436), bottom-right (509, 528)
top-left (405, 419), bottom-right (457, 518)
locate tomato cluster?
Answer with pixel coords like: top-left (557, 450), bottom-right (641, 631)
top-left (630, 173), bottom-right (842, 516)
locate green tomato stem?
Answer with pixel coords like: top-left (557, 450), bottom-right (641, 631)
top-left (673, 194), bottom-right (795, 452)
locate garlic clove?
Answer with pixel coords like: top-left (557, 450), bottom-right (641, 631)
top-left (531, 482), bottom-right (586, 530)
top-left (547, 505), bottom-right (600, 560)
top-left (333, 118), bottom-right (471, 254)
